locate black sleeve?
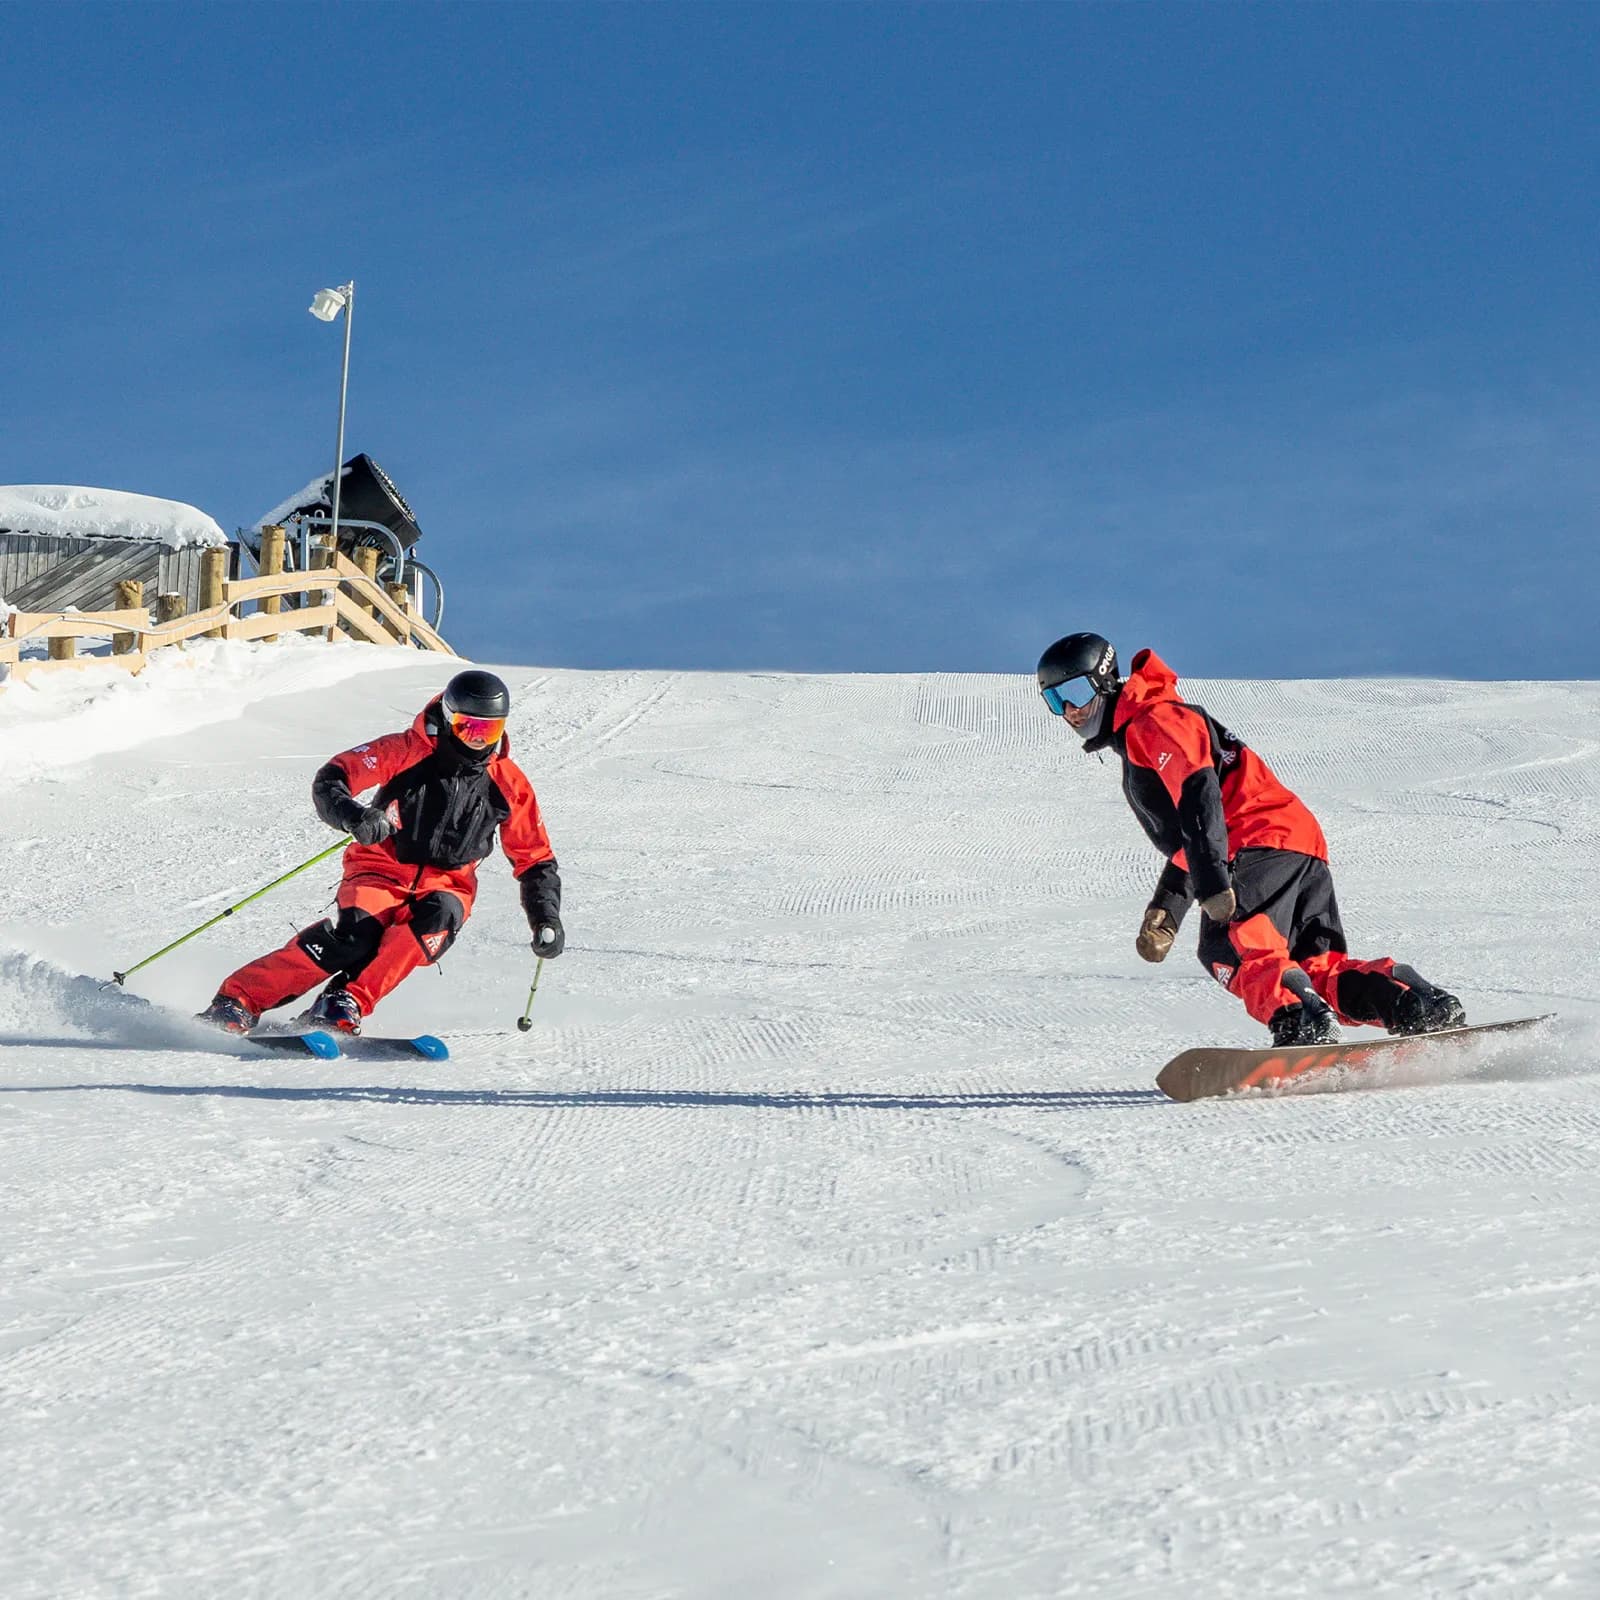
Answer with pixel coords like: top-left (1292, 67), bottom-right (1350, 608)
top-left (518, 858), bottom-right (562, 927)
top-left (1148, 860), bottom-right (1194, 927)
top-left (312, 762), bottom-right (361, 832)
top-left (1176, 768), bottom-right (1232, 901)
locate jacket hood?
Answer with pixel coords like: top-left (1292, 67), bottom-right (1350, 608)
top-left (1112, 648), bottom-right (1181, 732)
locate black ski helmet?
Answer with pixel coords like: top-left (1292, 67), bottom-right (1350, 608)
top-left (441, 669), bottom-right (511, 721)
top-left (1036, 632), bottom-right (1120, 746)
top-left (1037, 632), bottom-right (1119, 698)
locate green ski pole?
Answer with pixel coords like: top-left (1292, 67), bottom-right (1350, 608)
top-left (516, 957), bottom-right (545, 1032)
top-left (110, 839), bottom-right (347, 986)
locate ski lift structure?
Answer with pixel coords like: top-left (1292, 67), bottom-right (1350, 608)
top-left (242, 453), bottom-right (446, 631)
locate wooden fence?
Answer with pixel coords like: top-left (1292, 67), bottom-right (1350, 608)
top-left (0, 541), bottom-right (453, 688)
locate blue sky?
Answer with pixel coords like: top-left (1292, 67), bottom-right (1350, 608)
top-left (2, 2), bottom-right (1596, 677)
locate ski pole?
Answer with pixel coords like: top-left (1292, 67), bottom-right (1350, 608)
top-left (110, 839), bottom-right (346, 986)
top-left (516, 958), bottom-right (545, 1032)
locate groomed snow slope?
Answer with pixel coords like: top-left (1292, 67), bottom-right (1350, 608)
top-left (2, 647), bottom-right (1598, 1598)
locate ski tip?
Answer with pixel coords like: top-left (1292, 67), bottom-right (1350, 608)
top-left (332, 1033), bottom-right (451, 1061)
top-left (248, 1029), bottom-right (343, 1059)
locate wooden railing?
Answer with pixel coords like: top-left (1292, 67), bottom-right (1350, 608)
top-left (0, 551), bottom-right (453, 687)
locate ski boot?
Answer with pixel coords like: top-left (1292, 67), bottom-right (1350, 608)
top-left (300, 987), bottom-right (363, 1036)
top-left (197, 994), bottom-right (258, 1035)
top-left (1269, 996), bottom-right (1341, 1048)
top-left (1388, 965), bottom-right (1467, 1035)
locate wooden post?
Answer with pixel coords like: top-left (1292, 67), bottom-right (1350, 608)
top-left (385, 581), bottom-right (412, 644)
top-left (309, 535), bottom-right (337, 641)
top-left (48, 631), bottom-right (76, 661)
top-left (354, 544), bottom-right (381, 618)
top-left (113, 579), bottom-right (145, 656)
top-left (259, 525), bottom-right (286, 643)
top-left (156, 592), bottom-right (187, 651)
top-left (201, 547), bottom-right (229, 640)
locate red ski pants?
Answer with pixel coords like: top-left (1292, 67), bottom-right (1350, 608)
top-left (1194, 849), bottom-right (1400, 1027)
top-left (219, 874), bottom-right (469, 1019)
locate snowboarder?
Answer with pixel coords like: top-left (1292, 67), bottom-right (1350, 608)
top-left (199, 669), bottom-right (563, 1037)
top-left (1036, 633), bottom-right (1465, 1047)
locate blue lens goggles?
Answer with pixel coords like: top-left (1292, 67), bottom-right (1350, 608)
top-left (1041, 678), bottom-right (1098, 715)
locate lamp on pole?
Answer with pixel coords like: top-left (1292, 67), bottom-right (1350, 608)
top-left (308, 281), bottom-right (355, 547)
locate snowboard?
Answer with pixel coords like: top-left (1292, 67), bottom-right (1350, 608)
top-left (1156, 1014), bottom-right (1553, 1103)
top-left (244, 1030), bottom-right (449, 1062)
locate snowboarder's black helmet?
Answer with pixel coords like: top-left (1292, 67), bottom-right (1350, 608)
top-left (1037, 633), bottom-right (1119, 701)
top-left (1037, 632), bottom-right (1120, 747)
top-left (442, 669), bottom-right (511, 721)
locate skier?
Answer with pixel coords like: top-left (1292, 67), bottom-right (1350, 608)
top-left (1036, 633), bottom-right (1465, 1047)
top-left (199, 669), bottom-right (563, 1037)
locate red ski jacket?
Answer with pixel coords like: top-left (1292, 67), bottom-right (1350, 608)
top-left (317, 699), bottom-right (556, 907)
top-left (1109, 650), bottom-right (1326, 909)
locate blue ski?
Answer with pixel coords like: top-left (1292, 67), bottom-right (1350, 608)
top-left (336, 1034), bottom-right (450, 1062)
top-left (246, 1029), bottom-right (343, 1059)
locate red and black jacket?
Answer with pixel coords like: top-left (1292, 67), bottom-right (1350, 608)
top-left (311, 697), bottom-right (560, 924)
top-left (1104, 650), bottom-right (1326, 922)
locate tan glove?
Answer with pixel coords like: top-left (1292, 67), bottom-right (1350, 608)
top-left (1199, 886), bottom-right (1237, 923)
top-left (1136, 907), bottom-right (1178, 964)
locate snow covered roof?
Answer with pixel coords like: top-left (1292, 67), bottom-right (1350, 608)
top-left (0, 486), bottom-right (227, 549)
top-left (253, 470), bottom-right (333, 532)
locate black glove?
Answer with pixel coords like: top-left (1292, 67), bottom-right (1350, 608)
top-left (1199, 886), bottom-right (1237, 923)
top-left (347, 805), bottom-right (394, 846)
top-left (519, 860), bottom-right (563, 956)
top-left (1136, 907), bottom-right (1177, 964)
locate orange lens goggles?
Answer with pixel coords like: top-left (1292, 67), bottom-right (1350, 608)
top-left (448, 711), bottom-right (506, 748)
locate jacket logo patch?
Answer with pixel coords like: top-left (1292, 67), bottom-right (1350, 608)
top-left (362, 754), bottom-right (378, 770)
top-left (421, 930), bottom-right (448, 958)
top-left (1212, 962), bottom-right (1236, 988)
top-left (1157, 751), bottom-right (1171, 771)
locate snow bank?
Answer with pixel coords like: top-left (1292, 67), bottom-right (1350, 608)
top-left (0, 634), bottom-right (427, 791)
top-left (0, 485), bottom-right (226, 548)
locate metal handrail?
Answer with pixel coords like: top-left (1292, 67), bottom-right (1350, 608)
top-left (287, 514), bottom-right (406, 586)
top-left (402, 556), bottom-right (445, 631)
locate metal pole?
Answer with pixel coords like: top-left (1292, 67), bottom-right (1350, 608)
top-left (516, 959), bottom-right (545, 1031)
top-left (329, 280), bottom-right (354, 550)
top-left (109, 840), bottom-right (347, 987)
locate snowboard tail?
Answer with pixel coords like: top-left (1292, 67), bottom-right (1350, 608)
top-left (1156, 1015), bottom-right (1553, 1103)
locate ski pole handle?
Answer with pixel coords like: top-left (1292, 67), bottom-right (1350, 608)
top-left (109, 839), bottom-right (346, 986)
top-left (515, 957), bottom-right (545, 1032)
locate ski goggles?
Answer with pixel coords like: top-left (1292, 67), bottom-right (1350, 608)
top-left (447, 710), bottom-right (506, 748)
top-left (1040, 677), bottom-right (1099, 716)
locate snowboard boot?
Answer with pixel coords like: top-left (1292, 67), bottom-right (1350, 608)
top-left (1388, 966), bottom-right (1467, 1035)
top-left (1268, 995), bottom-right (1341, 1048)
top-left (1334, 968), bottom-right (1408, 1030)
top-left (197, 994), bottom-right (258, 1035)
top-left (300, 987), bottom-right (363, 1036)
